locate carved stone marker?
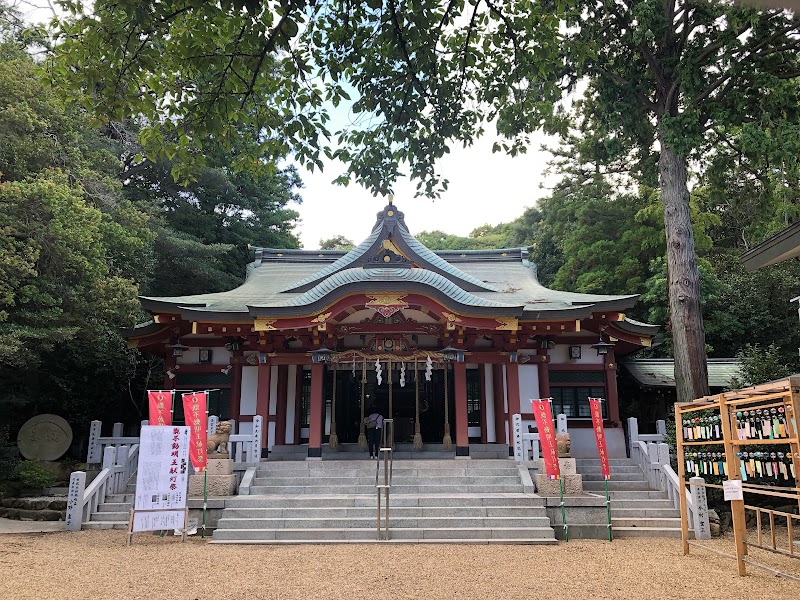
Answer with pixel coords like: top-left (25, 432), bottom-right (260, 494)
top-left (17, 414), bottom-right (73, 461)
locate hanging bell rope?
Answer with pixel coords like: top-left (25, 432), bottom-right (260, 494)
top-left (413, 360), bottom-right (423, 449)
top-left (329, 366), bottom-right (339, 449)
top-left (442, 362), bottom-right (453, 451)
top-left (358, 358), bottom-right (367, 450)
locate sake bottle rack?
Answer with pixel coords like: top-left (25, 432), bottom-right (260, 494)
top-left (675, 376), bottom-right (800, 578)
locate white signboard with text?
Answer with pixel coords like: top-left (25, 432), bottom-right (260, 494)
top-left (133, 426), bottom-right (190, 532)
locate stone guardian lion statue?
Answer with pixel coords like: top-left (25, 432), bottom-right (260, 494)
top-left (207, 421), bottom-right (233, 458)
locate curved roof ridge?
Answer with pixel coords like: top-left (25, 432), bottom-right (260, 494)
top-left (278, 225), bottom-right (383, 292)
top-left (251, 267), bottom-right (518, 310)
top-left (396, 222), bottom-right (498, 291)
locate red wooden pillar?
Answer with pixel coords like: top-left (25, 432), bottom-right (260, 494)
top-left (230, 350), bottom-right (243, 421)
top-left (506, 362), bottom-right (521, 418)
top-left (453, 361), bottom-right (469, 457)
top-left (492, 364), bottom-right (506, 445)
top-left (605, 349), bottom-right (621, 422)
top-left (256, 360), bottom-right (271, 455)
top-left (537, 348), bottom-right (550, 400)
top-left (478, 366), bottom-right (487, 444)
top-left (308, 363), bottom-right (324, 458)
top-left (275, 365), bottom-right (289, 446)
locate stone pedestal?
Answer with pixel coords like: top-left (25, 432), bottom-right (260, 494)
top-left (533, 458), bottom-right (584, 496)
top-left (188, 458), bottom-right (236, 497)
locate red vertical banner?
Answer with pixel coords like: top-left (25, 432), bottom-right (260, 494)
top-left (589, 398), bottom-right (610, 480)
top-left (531, 399), bottom-right (560, 479)
top-left (148, 390), bottom-right (173, 426)
top-left (182, 391), bottom-right (207, 472)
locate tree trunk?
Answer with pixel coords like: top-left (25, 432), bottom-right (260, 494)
top-left (658, 136), bottom-right (710, 403)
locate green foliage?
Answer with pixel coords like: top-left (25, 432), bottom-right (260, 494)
top-left (319, 235), bottom-right (354, 250)
top-left (14, 460), bottom-right (57, 489)
top-left (730, 344), bottom-right (797, 389)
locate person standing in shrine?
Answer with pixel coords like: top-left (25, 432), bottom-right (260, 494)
top-left (365, 407), bottom-right (383, 459)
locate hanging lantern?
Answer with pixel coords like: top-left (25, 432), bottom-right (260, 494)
top-left (591, 335), bottom-right (614, 356)
top-left (167, 339), bottom-right (190, 358)
top-left (440, 345), bottom-right (464, 362)
top-left (311, 346), bottom-right (334, 363)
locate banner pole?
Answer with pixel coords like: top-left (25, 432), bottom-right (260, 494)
top-left (559, 477), bottom-right (568, 542)
top-left (605, 477), bottom-right (612, 541)
top-left (201, 470), bottom-right (207, 539)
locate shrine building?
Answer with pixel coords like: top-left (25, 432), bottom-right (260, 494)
top-left (128, 201), bottom-right (658, 459)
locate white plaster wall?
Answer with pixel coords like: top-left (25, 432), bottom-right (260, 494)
top-left (268, 366), bottom-right (278, 416)
top-left (518, 364), bottom-right (540, 414)
top-left (239, 421), bottom-right (253, 436)
top-left (549, 344), bottom-right (604, 365)
top-left (484, 364), bottom-right (496, 443)
top-left (284, 365), bottom-right (297, 444)
top-left (240, 366), bottom-right (258, 416)
top-left (267, 422), bottom-right (276, 451)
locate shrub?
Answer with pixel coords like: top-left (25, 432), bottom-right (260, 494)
top-left (14, 461), bottom-right (57, 489)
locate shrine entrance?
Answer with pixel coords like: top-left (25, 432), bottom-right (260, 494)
top-left (329, 367), bottom-right (454, 445)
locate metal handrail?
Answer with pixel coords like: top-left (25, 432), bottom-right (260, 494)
top-left (376, 419), bottom-right (394, 540)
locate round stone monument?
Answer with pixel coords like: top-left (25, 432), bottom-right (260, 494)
top-left (17, 414), bottom-right (73, 461)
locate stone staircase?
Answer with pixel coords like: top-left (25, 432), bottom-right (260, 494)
top-left (211, 459), bottom-right (556, 544)
top-left (82, 480), bottom-right (135, 530)
top-left (575, 458), bottom-right (684, 538)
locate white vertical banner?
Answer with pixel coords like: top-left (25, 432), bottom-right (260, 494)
top-left (133, 426), bottom-right (190, 532)
top-left (512, 413), bottom-right (524, 463)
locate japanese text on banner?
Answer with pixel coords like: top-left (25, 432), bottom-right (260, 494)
top-left (531, 399), bottom-right (560, 480)
top-left (148, 390), bottom-right (173, 426)
top-left (181, 391), bottom-right (207, 472)
top-left (589, 398), bottom-right (610, 480)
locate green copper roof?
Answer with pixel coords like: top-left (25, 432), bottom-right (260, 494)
top-left (139, 201), bottom-right (655, 325)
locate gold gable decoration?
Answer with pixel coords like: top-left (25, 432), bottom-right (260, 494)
top-left (495, 317), bottom-right (519, 331)
top-left (253, 318), bottom-right (278, 332)
top-left (365, 293), bottom-right (409, 318)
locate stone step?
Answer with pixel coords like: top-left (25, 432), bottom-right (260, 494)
top-left (583, 481), bottom-right (653, 491)
top-left (98, 503), bottom-right (133, 513)
top-left (605, 490), bottom-right (672, 499)
top-left (225, 494), bottom-right (545, 509)
top-left (210, 537), bottom-right (557, 545)
top-left (211, 526), bottom-right (556, 542)
top-left (256, 467), bottom-right (520, 477)
top-left (105, 494), bottom-right (134, 503)
top-left (612, 526), bottom-right (682, 538)
top-left (83, 521), bottom-right (130, 530)
top-left (574, 459), bottom-right (636, 465)
top-left (581, 473), bottom-right (646, 482)
top-left (609, 498), bottom-right (675, 509)
top-left (252, 475), bottom-right (522, 486)
top-left (247, 484), bottom-right (525, 495)
top-left (575, 466), bottom-right (643, 474)
top-left (259, 459), bottom-right (515, 470)
top-left (222, 506), bottom-right (546, 519)
top-left (611, 517), bottom-right (683, 528)
top-left (610, 508), bottom-right (681, 518)
top-left (216, 516), bottom-right (553, 529)
top-left (90, 511), bottom-right (131, 522)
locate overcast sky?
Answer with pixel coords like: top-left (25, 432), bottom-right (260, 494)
top-left (293, 130), bottom-right (560, 249)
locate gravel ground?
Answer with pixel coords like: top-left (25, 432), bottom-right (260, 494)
top-left (0, 531), bottom-right (798, 599)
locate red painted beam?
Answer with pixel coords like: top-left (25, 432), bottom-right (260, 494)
top-left (506, 363), bottom-right (521, 418)
top-left (604, 349), bottom-right (621, 422)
